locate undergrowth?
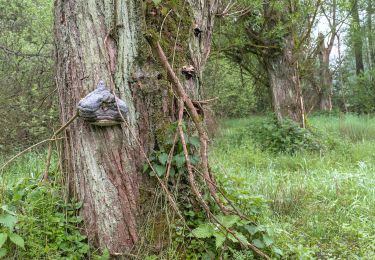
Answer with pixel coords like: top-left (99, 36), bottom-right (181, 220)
top-left (143, 122), bottom-right (280, 259)
top-left (210, 114), bottom-right (375, 258)
top-left (0, 152), bottom-right (106, 259)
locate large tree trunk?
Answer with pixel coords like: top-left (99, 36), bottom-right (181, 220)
top-left (265, 35), bottom-right (305, 127)
top-left (352, 0), bottom-right (365, 75)
top-left (54, 0), bottom-right (217, 255)
top-left (367, 0), bottom-right (375, 68)
top-left (318, 34), bottom-right (333, 111)
top-left (54, 1), bottom-right (145, 253)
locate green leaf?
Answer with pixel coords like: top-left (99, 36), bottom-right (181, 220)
top-left (272, 246), bottom-right (283, 256)
top-left (0, 233), bottom-right (7, 248)
top-left (216, 215), bottom-right (240, 228)
top-left (191, 223), bottom-right (214, 238)
top-left (158, 153), bottom-right (168, 165)
top-left (0, 214), bottom-right (17, 230)
top-left (263, 234), bottom-right (273, 246)
top-left (169, 167), bottom-right (176, 177)
top-left (213, 232), bottom-right (226, 249)
top-left (1, 206), bottom-right (15, 215)
top-left (152, 0), bottom-right (162, 5)
top-left (232, 231), bottom-right (248, 245)
top-left (188, 136), bottom-right (200, 148)
top-left (189, 155), bottom-right (200, 165)
top-left (153, 164), bottom-right (166, 177)
top-left (9, 233), bottom-right (25, 249)
top-left (252, 238), bottom-right (265, 249)
top-left (244, 224), bottom-right (258, 235)
top-left (0, 248), bottom-right (7, 258)
top-left (173, 154), bottom-right (186, 168)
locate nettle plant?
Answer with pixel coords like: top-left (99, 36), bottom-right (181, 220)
top-left (143, 122), bottom-right (201, 179)
top-left (0, 177), bottom-right (90, 259)
top-left (0, 206), bottom-right (25, 257)
top-left (144, 122), bottom-right (281, 258)
top-left (249, 117), bottom-right (323, 154)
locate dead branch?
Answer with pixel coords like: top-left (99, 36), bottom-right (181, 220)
top-left (146, 35), bottom-right (227, 213)
top-left (146, 36), bottom-right (270, 259)
top-left (42, 112), bottom-right (79, 181)
top-left (0, 137), bottom-right (64, 173)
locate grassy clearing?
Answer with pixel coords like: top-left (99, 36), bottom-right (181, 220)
top-left (211, 114), bottom-right (375, 258)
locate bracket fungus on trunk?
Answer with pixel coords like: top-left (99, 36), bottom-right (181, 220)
top-left (77, 81), bottom-right (128, 126)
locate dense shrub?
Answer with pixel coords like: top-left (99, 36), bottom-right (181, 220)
top-left (248, 117), bottom-right (324, 154)
top-left (341, 70), bottom-right (375, 114)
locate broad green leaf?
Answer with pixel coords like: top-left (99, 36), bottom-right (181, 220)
top-left (0, 214), bottom-right (17, 230)
top-left (188, 136), bottom-right (200, 148)
top-left (9, 233), bottom-right (25, 249)
top-left (244, 224), bottom-right (258, 235)
top-left (153, 164), bottom-right (166, 177)
top-left (230, 231), bottom-right (248, 245)
top-left (0, 233), bottom-right (7, 248)
top-left (272, 246), bottom-right (283, 256)
top-left (216, 215), bottom-right (240, 228)
top-left (191, 223), bottom-right (214, 238)
top-left (0, 248), bottom-right (7, 258)
top-left (173, 154), bottom-right (186, 168)
top-left (169, 167), bottom-right (176, 177)
top-left (1, 206), bottom-right (16, 215)
top-left (214, 232), bottom-right (226, 249)
top-left (158, 153), bottom-right (168, 165)
top-left (263, 234), bottom-right (273, 246)
top-left (189, 155), bottom-right (200, 165)
top-left (252, 238), bottom-right (265, 249)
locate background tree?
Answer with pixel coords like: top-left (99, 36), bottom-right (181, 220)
top-left (351, 0), bottom-right (365, 75)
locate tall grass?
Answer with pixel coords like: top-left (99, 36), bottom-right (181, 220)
top-left (310, 113), bottom-right (375, 142)
top-left (211, 114), bottom-right (375, 258)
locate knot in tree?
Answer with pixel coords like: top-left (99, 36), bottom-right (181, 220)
top-left (77, 80), bottom-right (128, 126)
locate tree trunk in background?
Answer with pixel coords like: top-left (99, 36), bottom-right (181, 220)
top-left (352, 0), bottom-right (365, 75)
top-left (54, 0), bottom-right (217, 255)
top-left (367, 0), bottom-right (375, 68)
top-left (318, 33), bottom-right (333, 111)
top-left (265, 35), bottom-right (305, 127)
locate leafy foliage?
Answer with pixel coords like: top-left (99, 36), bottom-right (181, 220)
top-left (0, 152), bottom-right (111, 259)
top-left (0, 0), bottom-right (57, 153)
top-left (144, 123), bottom-right (200, 179)
top-left (248, 117), bottom-right (324, 154)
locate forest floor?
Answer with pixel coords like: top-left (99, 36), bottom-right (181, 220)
top-left (210, 114), bottom-right (375, 258)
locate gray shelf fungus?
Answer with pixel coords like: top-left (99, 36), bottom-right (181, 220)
top-left (77, 81), bottom-right (129, 126)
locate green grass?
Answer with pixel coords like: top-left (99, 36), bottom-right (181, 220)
top-left (211, 114), bottom-right (375, 258)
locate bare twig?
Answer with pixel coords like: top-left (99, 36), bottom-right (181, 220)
top-left (42, 112), bottom-right (79, 181)
top-left (0, 137), bottom-right (64, 173)
top-left (147, 37), bottom-right (270, 259)
top-left (146, 36), bottom-right (227, 213)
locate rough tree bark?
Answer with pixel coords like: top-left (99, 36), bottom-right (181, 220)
top-left (264, 35), bottom-right (305, 127)
top-left (54, 0), bottom-right (217, 255)
top-left (317, 34), bottom-right (333, 111)
top-left (367, 0), bottom-right (375, 68)
top-left (352, 0), bottom-right (365, 75)
top-left (244, 0), bottom-right (306, 127)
